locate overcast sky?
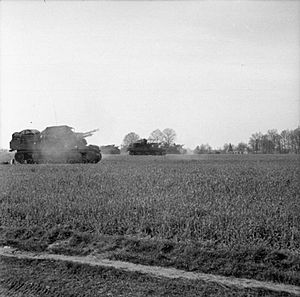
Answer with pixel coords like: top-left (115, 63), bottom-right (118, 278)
top-left (0, 1), bottom-right (299, 149)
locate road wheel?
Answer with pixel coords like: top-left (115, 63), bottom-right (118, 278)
top-left (81, 153), bottom-right (87, 163)
top-left (15, 152), bottom-right (25, 164)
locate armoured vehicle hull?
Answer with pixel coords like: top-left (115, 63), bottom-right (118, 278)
top-left (10, 126), bottom-right (101, 164)
top-left (128, 139), bottom-right (166, 156)
top-left (100, 145), bottom-right (121, 155)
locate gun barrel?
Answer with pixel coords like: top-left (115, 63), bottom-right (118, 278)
top-left (88, 129), bottom-right (99, 134)
top-left (78, 129), bottom-right (99, 138)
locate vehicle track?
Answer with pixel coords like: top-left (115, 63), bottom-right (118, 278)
top-left (0, 247), bottom-right (299, 296)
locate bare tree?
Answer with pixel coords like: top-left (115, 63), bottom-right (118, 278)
top-left (237, 142), bottom-right (248, 154)
top-left (222, 143), bottom-right (230, 153)
top-left (280, 129), bottom-right (291, 153)
top-left (122, 132), bottom-right (140, 148)
top-left (267, 129), bottom-right (281, 153)
top-left (148, 129), bottom-right (164, 143)
top-left (249, 132), bottom-right (263, 153)
top-left (162, 128), bottom-right (176, 147)
top-left (291, 127), bottom-right (300, 154)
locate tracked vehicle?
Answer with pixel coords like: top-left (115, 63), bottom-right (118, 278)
top-left (128, 139), bottom-right (166, 155)
top-left (100, 145), bottom-right (121, 155)
top-left (10, 125), bottom-right (101, 164)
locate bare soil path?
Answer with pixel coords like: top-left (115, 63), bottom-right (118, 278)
top-left (0, 247), bottom-right (299, 296)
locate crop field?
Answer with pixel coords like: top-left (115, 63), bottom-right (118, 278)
top-left (0, 154), bottom-right (300, 286)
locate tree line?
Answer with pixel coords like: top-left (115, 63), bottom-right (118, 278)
top-left (118, 126), bottom-right (300, 155)
top-left (247, 127), bottom-right (300, 154)
top-left (194, 127), bottom-right (300, 154)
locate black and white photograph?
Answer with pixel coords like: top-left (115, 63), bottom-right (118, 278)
top-left (0, 0), bottom-right (299, 296)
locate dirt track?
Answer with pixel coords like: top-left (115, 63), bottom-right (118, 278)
top-left (0, 247), bottom-right (299, 296)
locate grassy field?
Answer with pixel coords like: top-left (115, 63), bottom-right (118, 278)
top-left (0, 154), bottom-right (299, 285)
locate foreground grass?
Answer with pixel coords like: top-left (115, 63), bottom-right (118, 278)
top-left (2, 256), bottom-right (294, 297)
top-left (0, 154), bottom-right (299, 285)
